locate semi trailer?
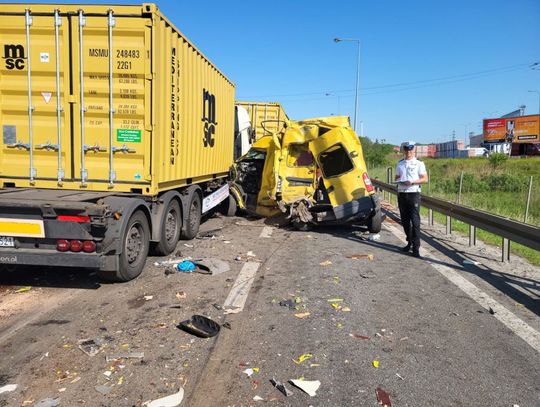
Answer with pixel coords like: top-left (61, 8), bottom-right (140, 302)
top-left (0, 3), bottom-right (238, 281)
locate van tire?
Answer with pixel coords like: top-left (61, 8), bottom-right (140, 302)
top-left (182, 192), bottom-right (201, 240)
top-left (100, 210), bottom-right (150, 282)
top-left (153, 199), bottom-right (182, 255)
top-left (367, 208), bottom-right (382, 233)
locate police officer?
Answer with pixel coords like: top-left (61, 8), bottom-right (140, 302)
top-left (395, 141), bottom-right (428, 258)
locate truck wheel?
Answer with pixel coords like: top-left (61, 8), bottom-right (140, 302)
top-left (153, 199), bottom-right (182, 256)
top-left (219, 195), bottom-right (237, 217)
top-left (367, 208), bottom-right (382, 233)
top-left (182, 192), bottom-right (201, 240)
top-left (101, 210), bottom-right (150, 282)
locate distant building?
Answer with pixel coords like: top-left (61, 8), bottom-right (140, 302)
top-left (469, 134), bottom-right (483, 147)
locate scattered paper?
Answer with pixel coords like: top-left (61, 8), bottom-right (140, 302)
top-left (293, 353), bottom-right (313, 364)
top-left (289, 379), bottom-right (321, 397)
top-left (253, 395), bottom-right (264, 401)
top-left (270, 378), bottom-right (293, 397)
top-left (145, 388), bottom-right (185, 407)
top-left (294, 312), bottom-right (311, 319)
top-left (319, 260), bottom-right (332, 266)
top-left (368, 233), bottom-right (381, 241)
top-left (0, 384), bottom-right (17, 394)
top-left (144, 295), bottom-right (153, 301)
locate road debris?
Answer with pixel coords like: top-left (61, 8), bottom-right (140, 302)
top-left (372, 360), bottom-right (380, 368)
top-left (15, 286), bottom-right (32, 293)
top-left (176, 260), bottom-right (196, 272)
top-left (243, 367), bottom-right (260, 377)
top-left (78, 338), bottom-right (104, 357)
top-left (105, 352), bottom-right (145, 362)
top-left (376, 387), bottom-right (392, 406)
top-left (253, 395), bottom-right (264, 401)
top-left (289, 379), bottom-right (321, 397)
top-left (144, 295), bottom-right (153, 301)
top-left (463, 259), bottom-right (481, 266)
top-left (176, 291), bottom-right (187, 299)
top-left (178, 315), bottom-right (221, 338)
top-left (294, 312), bottom-right (311, 319)
top-left (0, 384), bottom-right (17, 394)
top-left (145, 388), bottom-right (184, 407)
top-left (489, 307), bottom-right (495, 315)
top-left (270, 378), bottom-right (293, 397)
top-left (319, 260), bottom-right (332, 266)
top-left (396, 373), bottom-right (405, 380)
top-left (95, 385), bottom-right (113, 395)
top-left (293, 353), bottom-right (313, 364)
top-left (34, 398), bottom-right (61, 407)
top-left (367, 233), bottom-right (381, 241)
top-left (247, 251), bottom-right (256, 257)
top-left (222, 322), bottom-right (232, 330)
top-left (348, 253), bottom-right (374, 260)
top-left (350, 333), bottom-right (370, 340)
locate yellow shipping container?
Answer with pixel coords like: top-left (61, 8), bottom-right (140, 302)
top-left (0, 3), bottom-right (235, 195)
top-left (236, 101), bottom-right (289, 139)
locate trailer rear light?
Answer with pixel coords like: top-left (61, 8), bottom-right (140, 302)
top-left (69, 240), bottom-right (83, 252)
top-left (57, 215), bottom-right (90, 223)
top-left (56, 240), bottom-right (70, 252)
top-left (82, 241), bottom-right (96, 253)
top-left (363, 172), bottom-right (374, 192)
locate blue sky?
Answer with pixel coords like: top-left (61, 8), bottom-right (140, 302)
top-left (9, 0), bottom-right (540, 145)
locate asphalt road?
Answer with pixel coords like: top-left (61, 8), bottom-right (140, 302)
top-left (0, 206), bottom-right (539, 407)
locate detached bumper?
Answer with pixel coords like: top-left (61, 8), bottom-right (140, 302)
top-left (0, 248), bottom-right (103, 269)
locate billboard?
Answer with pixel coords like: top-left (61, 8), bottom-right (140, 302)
top-left (483, 115), bottom-right (539, 143)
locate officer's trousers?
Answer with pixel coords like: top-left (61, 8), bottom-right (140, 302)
top-left (397, 192), bottom-right (421, 250)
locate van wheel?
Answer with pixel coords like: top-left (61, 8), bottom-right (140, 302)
top-left (367, 208), bottom-right (382, 233)
top-left (100, 210), bottom-right (150, 282)
top-left (182, 192), bottom-right (201, 240)
top-left (153, 199), bottom-right (182, 255)
top-left (219, 195), bottom-right (237, 217)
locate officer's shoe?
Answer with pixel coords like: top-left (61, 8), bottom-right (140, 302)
top-left (412, 249), bottom-right (421, 258)
top-left (400, 244), bottom-right (411, 252)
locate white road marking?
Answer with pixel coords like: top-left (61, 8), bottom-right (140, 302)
top-left (259, 226), bottom-right (273, 238)
top-left (223, 262), bottom-right (260, 314)
top-left (383, 222), bottom-right (540, 353)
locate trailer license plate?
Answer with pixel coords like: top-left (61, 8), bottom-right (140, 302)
top-left (0, 236), bottom-right (15, 247)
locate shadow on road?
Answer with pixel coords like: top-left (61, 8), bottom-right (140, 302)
top-left (0, 265), bottom-right (101, 290)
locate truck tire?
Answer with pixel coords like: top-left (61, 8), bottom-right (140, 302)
top-left (367, 208), bottom-right (382, 233)
top-left (100, 210), bottom-right (150, 282)
top-left (219, 195), bottom-right (237, 217)
top-left (182, 192), bottom-right (201, 240)
top-left (153, 199), bottom-right (182, 256)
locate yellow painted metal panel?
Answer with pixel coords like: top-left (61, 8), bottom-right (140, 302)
top-left (0, 218), bottom-right (45, 237)
top-left (236, 101), bottom-right (289, 139)
top-left (0, 3), bottom-right (235, 195)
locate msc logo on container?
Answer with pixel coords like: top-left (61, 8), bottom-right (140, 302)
top-left (202, 88), bottom-right (217, 148)
top-left (3, 44), bottom-right (26, 70)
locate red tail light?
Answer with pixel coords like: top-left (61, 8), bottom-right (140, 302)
top-left (69, 240), bottom-right (83, 252)
top-left (82, 241), bottom-right (96, 253)
top-left (57, 215), bottom-right (90, 223)
top-left (363, 172), bottom-right (374, 193)
top-left (56, 240), bottom-right (70, 252)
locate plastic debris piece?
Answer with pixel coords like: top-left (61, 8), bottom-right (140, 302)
top-left (183, 243), bottom-right (194, 248)
top-left (342, 307), bottom-right (351, 312)
top-left (270, 378), bottom-right (293, 397)
top-left (348, 253), bottom-right (374, 260)
top-left (368, 233), bottom-right (381, 241)
top-left (372, 360), bottom-right (380, 368)
top-left (396, 373), bottom-right (404, 380)
top-left (95, 385), bottom-right (112, 395)
top-left (0, 384), bottom-right (17, 394)
top-left (144, 295), bottom-right (153, 301)
top-left (350, 333), bottom-right (370, 340)
top-left (58, 388), bottom-right (66, 393)
top-left (319, 260), bottom-right (332, 266)
top-left (178, 315), bottom-right (220, 338)
top-left (145, 388), bottom-right (184, 407)
top-left (294, 312), bottom-right (311, 319)
top-left (309, 363), bottom-right (320, 367)
top-left (34, 398), bottom-right (61, 407)
top-left (289, 379), bottom-right (321, 397)
top-left (222, 322), bottom-right (232, 330)
top-left (327, 298), bottom-right (343, 302)
top-left (331, 302), bottom-right (341, 310)
top-left (176, 260), bottom-right (196, 272)
top-left (15, 286), bottom-right (32, 293)
top-left (176, 291), bottom-right (187, 299)
top-left (117, 376), bottom-right (123, 385)
top-left (105, 352), bottom-right (145, 362)
top-left (253, 395), bottom-right (264, 402)
top-left (463, 259), bottom-right (481, 266)
top-left (293, 353), bottom-right (313, 364)
top-left (279, 299), bottom-right (296, 308)
top-left (243, 368), bottom-right (255, 377)
top-left (78, 338), bottom-right (104, 357)
top-left (376, 387), bottom-right (392, 406)
top-left (103, 371), bottom-right (113, 378)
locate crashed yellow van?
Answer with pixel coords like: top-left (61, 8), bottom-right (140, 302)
top-left (230, 116), bottom-right (381, 232)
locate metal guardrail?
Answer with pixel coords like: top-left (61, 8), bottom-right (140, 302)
top-left (373, 179), bottom-right (540, 261)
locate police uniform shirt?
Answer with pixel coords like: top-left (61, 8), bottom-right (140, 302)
top-left (396, 158), bottom-right (426, 193)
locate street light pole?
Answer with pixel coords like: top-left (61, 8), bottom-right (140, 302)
top-left (528, 90), bottom-right (540, 116)
top-left (334, 37), bottom-right (360, 132)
